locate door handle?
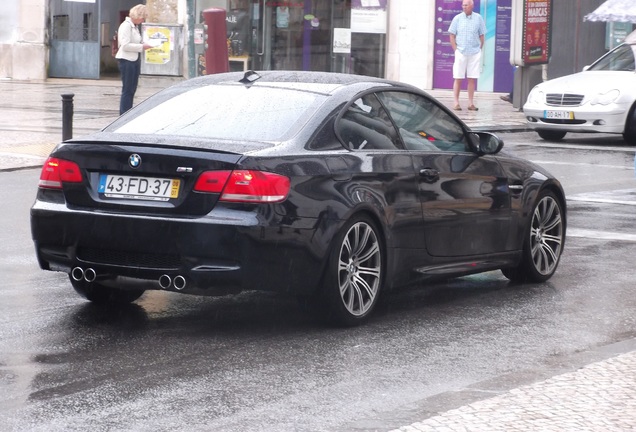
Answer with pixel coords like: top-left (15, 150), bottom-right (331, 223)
top-left (419, 168), bottom-right (439, 183)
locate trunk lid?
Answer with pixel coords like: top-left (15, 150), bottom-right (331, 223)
top-left (51, 139), bottom-right (246, 216)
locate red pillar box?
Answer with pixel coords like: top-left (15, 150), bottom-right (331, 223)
top-left (202, 8), bottom-right (229, 74)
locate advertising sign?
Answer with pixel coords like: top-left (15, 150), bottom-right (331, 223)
top-left (333, 28), bottom-right (352, 54)
top-left (433, 0), bottom-right (463, 89)
top-left (144, 26), bottom-right (172, 65)
top-left (433, 0), bottom-right (513, 92)
top-left (351, 0), bottom-right (388, 34)
top-left (522, 0), bottom-right (551, 64)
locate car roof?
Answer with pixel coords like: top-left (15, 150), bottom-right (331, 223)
top-left (174, 70), bottom-right (414, 95)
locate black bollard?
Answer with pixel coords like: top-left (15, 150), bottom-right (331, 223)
top-left (61, 93), bottom-right (74, 141)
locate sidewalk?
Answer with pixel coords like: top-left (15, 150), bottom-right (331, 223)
top-left (0, 76), bottom-right (528, 172)
top-left (3, 77), bottom-right (634, 432)
top-left (389, 339), bottom-right (636, 432)
top-left (0, 76), bottom-right (178, 172)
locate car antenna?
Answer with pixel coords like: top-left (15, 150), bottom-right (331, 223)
top-left (239, 70), bottom-right (261, 85)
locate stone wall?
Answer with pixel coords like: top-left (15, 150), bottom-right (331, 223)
top-left (1, 0), bottom-right (48, 80)
top-left (147, 0), bottom-right (179, 24)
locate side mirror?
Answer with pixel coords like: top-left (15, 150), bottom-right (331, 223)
top-left (470, 132), bottom-right (504, 155)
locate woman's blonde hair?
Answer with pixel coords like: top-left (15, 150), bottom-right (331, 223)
top-left (129, 4), bottom-right (147, 20)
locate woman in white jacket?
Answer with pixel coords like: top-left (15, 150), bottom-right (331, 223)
top-left (115, 4), bottom-right (153, 115)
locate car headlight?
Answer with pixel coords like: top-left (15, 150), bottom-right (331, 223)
top-left (590, 89), bottom-right (620, 105)
top-left (527, 88), bottom-right (544, 104)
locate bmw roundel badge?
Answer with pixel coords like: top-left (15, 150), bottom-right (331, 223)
top-left (129, 154), bottom-right (141, 168)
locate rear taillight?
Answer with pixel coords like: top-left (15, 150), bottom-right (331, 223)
top-left (38, 157), bottom-right (83, 189)
top-left (193, 170), bottom-right (232, 193)
top-left (194, 169), bottom-right (290, 203)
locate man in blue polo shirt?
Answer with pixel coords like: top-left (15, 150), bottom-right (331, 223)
top-left (448, 0), bottom-right (486, 112)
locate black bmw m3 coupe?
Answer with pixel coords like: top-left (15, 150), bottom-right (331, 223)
top-left (31, 70), bottom-right (566, 326)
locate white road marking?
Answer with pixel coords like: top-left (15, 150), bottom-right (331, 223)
top-left (567, 189), bottom-right (636, 206)
top-left (568, 196), bottom-right (636, 206)
top-left (568, 228), bottom-right (636, 242)
top-left (533, 160), bottom-right (632, 170)
top-left (507, 141), bottom-right (636, 153)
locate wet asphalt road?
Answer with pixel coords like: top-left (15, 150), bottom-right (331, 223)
top-left (1, 133), bottom-right (635, 431)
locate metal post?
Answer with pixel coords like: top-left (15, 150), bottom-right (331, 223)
top-left (61, 93), bottom-right (74, 141)
top-left (187, 0), bottom-right (196, 79)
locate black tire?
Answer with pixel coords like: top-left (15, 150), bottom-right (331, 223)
top-left (622, 106), bottom-right (636, 145)
top-left (502, 191), bottom-right (565, 283)
top-left (537, 130), bottom-right (567, 142)
top-left (320, 216), bottom-right (384, 326)
top-left (69, 276), bottom-right (145, 304)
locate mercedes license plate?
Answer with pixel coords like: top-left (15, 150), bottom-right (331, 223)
top-left (544, 110), bottom-right (574, 120)
top-left (98, 174), bottom-right (180, 201)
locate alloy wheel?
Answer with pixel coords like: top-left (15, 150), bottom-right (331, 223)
top-left (529, 195), bottom-right (564, 276)
top-left (337, 221), bottom-right (382, 317)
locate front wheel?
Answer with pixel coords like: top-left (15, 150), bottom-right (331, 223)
top-left (502, 191), bottom-right (565, 283)
top-left (321, 216), bottom-right (384, 326)
top-left (537, 130), bottom-right (567, 142)
top-left (69, 276), bottom-right (145, 304)
top-left (622, 106), bottom-right (636, 144)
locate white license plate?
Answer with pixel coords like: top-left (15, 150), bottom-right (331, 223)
top-left (544, 110), bottom-right (574, 120)
top-left (98, 174), bottom-right (180, 201)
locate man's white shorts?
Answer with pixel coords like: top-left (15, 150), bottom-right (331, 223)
top-left (453, 50), bottom-right (481, 79)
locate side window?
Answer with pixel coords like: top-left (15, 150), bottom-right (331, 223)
top-left (336, 93), bottom-right (401, 150)
top-left (377, 91), bottom-right (469, 152)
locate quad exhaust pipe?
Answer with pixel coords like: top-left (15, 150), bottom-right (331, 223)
top-left (71, 267), bottom-right (96, 282)
top-left (158, 274), bottom-right (187, 290)
top-left (71, 267), bottom-right (186, 290)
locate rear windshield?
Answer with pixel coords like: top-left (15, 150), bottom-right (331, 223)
top-left (112, 84), bottom-right (327, 141)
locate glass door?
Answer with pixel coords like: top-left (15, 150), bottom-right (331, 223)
top-left (215, 0), bottom-right (386, 77)
top-left (251, 0), bottom-right (339, 72)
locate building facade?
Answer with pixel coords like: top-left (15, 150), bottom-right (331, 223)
top-left (0, 0), bottom-right (613, 92)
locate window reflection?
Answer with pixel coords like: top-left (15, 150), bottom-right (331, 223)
top-left (378, 92), bottom-right (468, 152)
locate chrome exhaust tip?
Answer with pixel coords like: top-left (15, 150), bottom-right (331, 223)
top-left (173, 275), bottom-right (186, 291)
top-left (84, 268), bottom-right (96, 283)
top-left (158, 274), bottom-right (172, 290)
top-left (71, 267), bottom-right (84, 281)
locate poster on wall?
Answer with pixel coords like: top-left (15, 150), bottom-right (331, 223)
top-left (333, 28), bottom-right (352, 54)
top-left (494, 1), bottom-right (513, 92)
top-left (433, 0), bottom-right (513, 93)
top-left (351, 0), bottom-right (387, 34)
top-left (433, 0), bottom-right (463, 90)
top-left (144, 26), bottom-right (172, 65)
top-left (522, 0), bottom-right (551, 64)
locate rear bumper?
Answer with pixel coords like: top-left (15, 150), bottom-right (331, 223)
top-left (31, 200), bottom-right (332, 296)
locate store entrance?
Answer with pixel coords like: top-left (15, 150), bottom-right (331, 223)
top-left (197, 0), bottom-right (385, 77)
top-left (249, 0), bottom-right (338, 72)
